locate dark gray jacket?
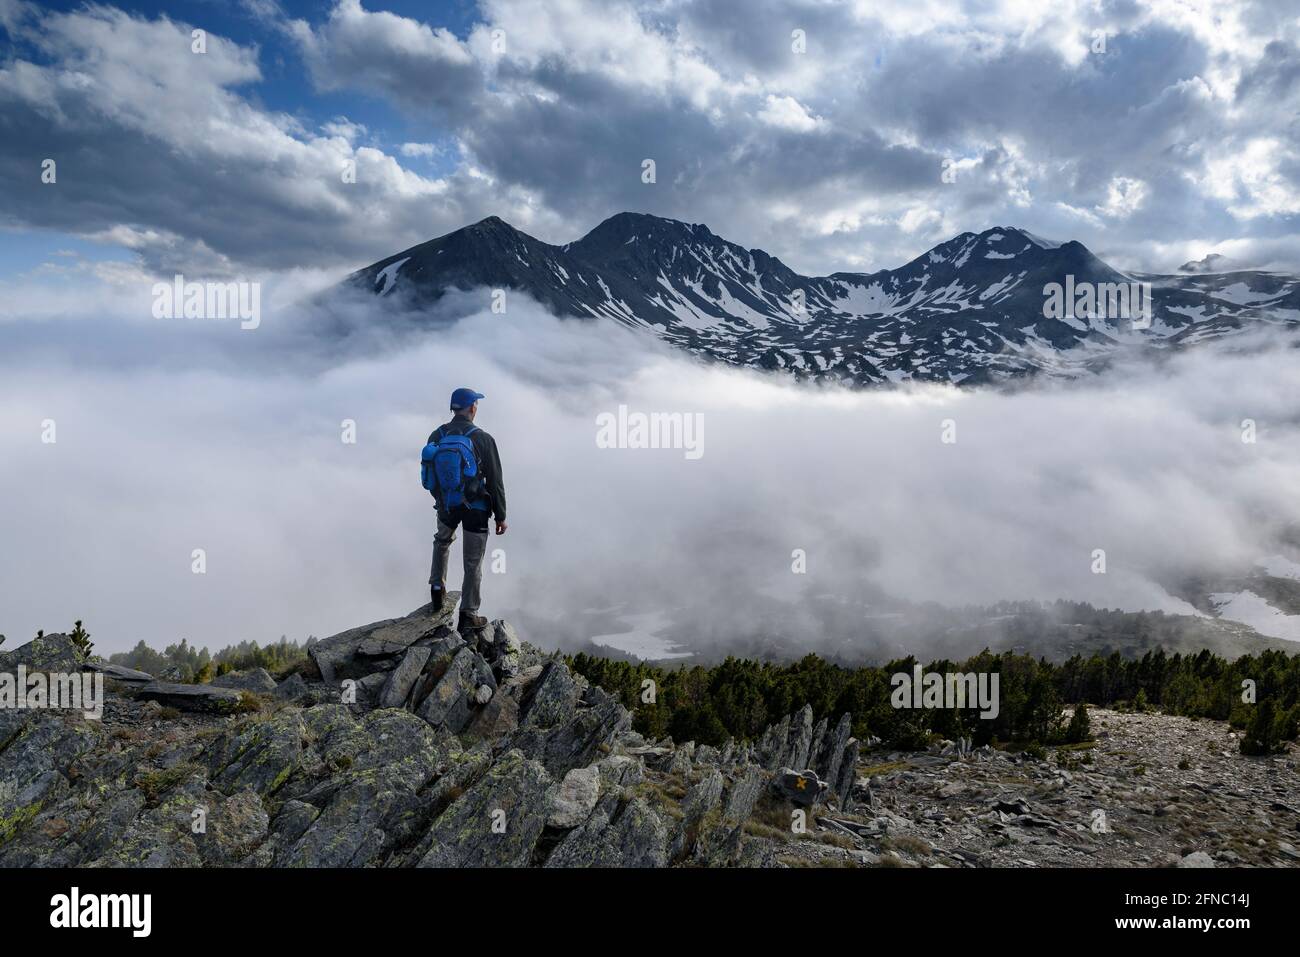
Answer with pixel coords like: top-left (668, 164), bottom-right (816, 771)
top-left (428, 415), bottom-right (506, 521)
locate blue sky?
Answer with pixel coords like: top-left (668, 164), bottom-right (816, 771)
top-left (0, 1), bottom-right (475, 282)
top-left (3, 0), bottom-right (1300, 298)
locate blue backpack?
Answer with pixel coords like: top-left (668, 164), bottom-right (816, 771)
top-left (421, 426), bottom-right (486, 509)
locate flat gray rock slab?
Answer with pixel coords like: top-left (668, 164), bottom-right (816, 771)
top-left (83, 662), bottom-right (154, 684)
top-left (136, 681), bottom-right (244, 712)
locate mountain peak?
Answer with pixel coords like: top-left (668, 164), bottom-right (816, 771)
top-left (577, 211), bottom-right (714, 245)
top-left (977, 226), bottom-right (1065, 249)
top-left (464, 214), bottom-right (524, 237)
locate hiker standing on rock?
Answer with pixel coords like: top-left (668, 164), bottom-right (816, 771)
top-left (422, 388), bottom-right (507, 633)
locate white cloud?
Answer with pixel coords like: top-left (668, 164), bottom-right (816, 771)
top-left (1098, 177), bottom-right (1149, 219)
top-left (755, 94), bottom-right (824, 132)
top-left (1197, 138), bottom-right (1300, 219)
top-left (290, 0), bottom-right (477, 105)
top-left (399, 142), bottom-right (439, 157)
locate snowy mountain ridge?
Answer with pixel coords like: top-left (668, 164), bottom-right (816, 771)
top-left (343, 213), bottom-right (1300, 386)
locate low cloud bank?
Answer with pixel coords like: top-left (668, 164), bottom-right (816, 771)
top-left (3, 293), bottom-right (1300, 657)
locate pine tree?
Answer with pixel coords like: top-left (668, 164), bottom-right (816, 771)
top-left (1064, 703), bottom-right (1092, 743)
top-left (69, 620), bottom-right (94, 659)
top-left (1240, 699), bottom-right (1279, 756)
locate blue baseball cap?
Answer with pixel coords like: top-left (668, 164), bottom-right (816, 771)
top-left (450, 387), bottom-right (485, 411)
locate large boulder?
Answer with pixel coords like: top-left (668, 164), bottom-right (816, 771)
top-left (771, 767), bottom-right (829, 807)
top-left (809, 716), bottom-right (829, 770)
top-left (547, 765), bottom-right (601, 829)
top-left (0, 711), bottom-right (101, 852)
top-left (723, 766), bottom-right (767, 825)
top-left (89, 768), bottom-right (211, 867)
top-left (463, 692), bottom-right (520, 741)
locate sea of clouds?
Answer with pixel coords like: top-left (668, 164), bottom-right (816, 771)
top-left (3, 285), bottom-right (1300, 657)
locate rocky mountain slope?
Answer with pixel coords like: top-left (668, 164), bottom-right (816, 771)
top-left (1, 603), bottom-right (1294, 868)
top-left (0, 601), bottom-right (854, 868)
top-left (341, 213), bottom-right (1300, 386)
top-left (826, 708), bottom-right (1300, 869)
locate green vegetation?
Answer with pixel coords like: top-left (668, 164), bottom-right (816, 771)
top-left (0, 803), bottom-right (39, 846)
top-left (69, 620), bottom-right (93, 658)
top-left (569, 646), bottom-right (1300, 752)
top-left (108, 634), bottom-right (314, 683)
top-left (210, 637), bottom-right (314, 678)
top-left (1239, 697), bottom-right (1297, 756)
top-left (1063, 703), bottom-right (1091, 744)
top-left (222, 691), bottom-right (266, 715)
top-left (134, 763), bottom-right (200, 804)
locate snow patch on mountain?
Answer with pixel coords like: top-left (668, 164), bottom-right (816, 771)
top-left (374, 257), bottom-right (410, 296)
top-left (1210, 591), bottom-right (1300, 642)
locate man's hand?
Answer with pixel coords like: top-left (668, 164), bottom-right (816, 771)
top-left (495, 520), bottom-right (508, 535)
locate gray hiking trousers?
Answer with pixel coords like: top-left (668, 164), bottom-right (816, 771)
top-left (429, 506), bottom-right (490, 613)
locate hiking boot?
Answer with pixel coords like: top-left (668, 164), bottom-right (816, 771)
top-left (458, 611), bottom-right (489, 633)
top-left (430, 585), bottom-right (447, 613)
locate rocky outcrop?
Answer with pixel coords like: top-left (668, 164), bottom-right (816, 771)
top-left (0, 605), bottom-right (870, 869)
top-left (211, 668), bottom-right (277, 693)
top-left (756, 705), bottom-right (859, 810)
top-left (307, 599), bottom-right (457, 684)
top-left (0, 633), bottom-right (83, 672)
top-left (5, 609), bottom-right (1297, 869)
